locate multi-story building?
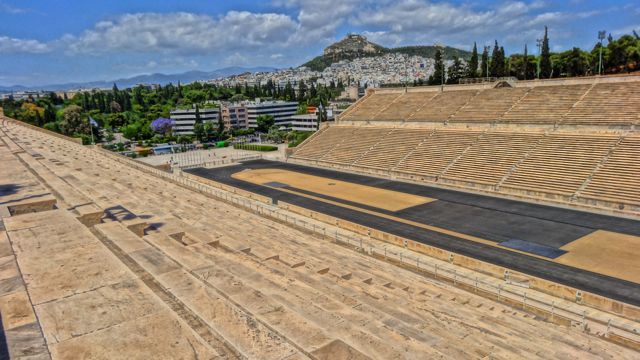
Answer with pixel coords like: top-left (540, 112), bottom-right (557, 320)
top-left (170, 107), bottom-right (221, 135)
top-left (244, 100), bottom-right (298, 129)
top-left (220, 104), bottom-right (248, 130)
top-left (288, 114), bottom-right (319, 132)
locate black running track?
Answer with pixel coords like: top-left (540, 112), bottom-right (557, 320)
top-left (185, 159), bottom-right (640, 306)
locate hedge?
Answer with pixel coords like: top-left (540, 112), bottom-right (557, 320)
top-left (233, 143), bottom-right (278, 152)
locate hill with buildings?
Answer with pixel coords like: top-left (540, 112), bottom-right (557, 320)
top-left (302, 34), bottom-right (471, 71)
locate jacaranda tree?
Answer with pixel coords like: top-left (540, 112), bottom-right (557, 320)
top-left (151, 117), bottom-right (174, 136)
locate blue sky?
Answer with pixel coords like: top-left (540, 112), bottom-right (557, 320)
top-left (0, 0), bottom-right (638, 86)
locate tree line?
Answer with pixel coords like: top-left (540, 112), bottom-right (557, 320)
top-left (427, 27), bottom-right (640, 85)
top-left (1, 79), bottom-right (344, 144)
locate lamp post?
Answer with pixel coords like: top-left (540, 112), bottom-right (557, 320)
top-left (536, 38), bottom-right (543, 79)
top-left (598, 30), bottom-right (606, 75)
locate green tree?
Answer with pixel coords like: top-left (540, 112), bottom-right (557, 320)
top-left (43, 104), bottom-right (57, 124)
top-left (296, 103), bottom-right (308, 115)
top-left (553, 47), bottom-right (591, 77)
top-left (256, 114), bottom-right (275, 133)
top-left (266, 125), bottom-right (285, 143)
top-left (109, 100), bottom-right (122, 113)
top-left (120, 123), bottom-right (140, 140)
top-left (194, 104), bottom-right (201, 124)
top-left (429, 49), bottom-right (445, 85)
top-left (540, 26), bottom-right (552, 78)
top-left (490, 41), bottom-right (506, 77)
top-left (203, 121), bottom-right (214, 140)
top-left (297, 80), bottom-right (307, 102)
top-left (489, 41), bottom-right (500, 77)
top-left (523, 44), bottom-right (529, 80)
top-left (606, 34), bottom-right (640, 72)
top-left (446, 58), bottom-right (465, 84)
top-left (43, 122), bottom-right (60, 133)
top-left (468, 42), bottom-right (479, 78)
top-left (59, 105), bottom-right (89, 136)
top-left (229, 93), bottom-right (248, 102)
top-left (193, 122), bottom-right (205, 142)
top-left (480, 46), bottom-right (489, 77)
top-left (177, 135), bottom-right (192, 145)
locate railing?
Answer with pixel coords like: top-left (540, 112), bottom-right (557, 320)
top-left (459, 77), bottom-right (518, 84)
top-left (169, 153), bottom-right (262, 170)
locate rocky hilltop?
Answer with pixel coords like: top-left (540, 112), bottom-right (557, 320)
top-left (303, 34), bottom-right (471, 72)
top-left (323, 34), bottom-right (385, 60)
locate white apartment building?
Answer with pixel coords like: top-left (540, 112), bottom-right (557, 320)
top-left (170, 108), bottom-right (221, 135)
top-left (288, 114), bottom-right (319, 132)
top-left (244, 100), bottom-right (298, 129)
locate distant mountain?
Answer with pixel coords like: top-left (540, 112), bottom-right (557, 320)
top-left (0, 66), bottom-right (277, 92)
top-left (302, 34), bottom-right (471, 71)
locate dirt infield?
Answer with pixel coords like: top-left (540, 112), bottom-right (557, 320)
top-left (232, 168), bottom-right (435, 211)
top-left (557, 230), bottom-right (640, 284)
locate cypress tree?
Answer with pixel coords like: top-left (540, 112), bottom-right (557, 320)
top-left (500, 46), bottom-right (507, 77)
top-left (468, 42), bottom-right (479, 78)
top-left (480, 46), bottom-right (489, 78)
top-left (540, 26), bottom-right (552, 78)
top-left (194, 104), bottom-right (201, 124)
top-left (523, 44), bottom-right (528, 80)
top-left (490, 40), bottom-right (500, 77)
top-left (81, 93), bottom-right (89, 110)
top-left (297, 80), bottom-right (307, 102)
top-left (284, 81), bottom-right (294, 101)
top-left (429, 49), bottom-right (444, 85)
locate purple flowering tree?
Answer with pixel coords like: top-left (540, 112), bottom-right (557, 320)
top-left (151, 117), bottom-right (174, 136)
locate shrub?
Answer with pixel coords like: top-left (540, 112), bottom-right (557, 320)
top-left (233, 143), bottom-right (278, 152)
top-left (287, 131), bottom-right (312, 148)
top-left (43, 122), bottom-right (60, 133)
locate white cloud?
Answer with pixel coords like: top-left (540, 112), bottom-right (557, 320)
top-left (223, 52), bottom-right (250, 66)
top-left (351, 1), bottom-right (599, 49)
top-left (0, 2), bottom-right (28, 14)
top-left (111, 57), bottom-right (199, 71)
top-left (0, 35), bottom-right (50, 54)
top-left (276, 0), bottom-right (357, 44)
top-left (67, 11), bottom-right (299, 55)
top-left (3, 1), bottom-right (606, 59)
top-left (612, 24), bottom-right (640, 36)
